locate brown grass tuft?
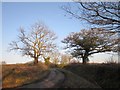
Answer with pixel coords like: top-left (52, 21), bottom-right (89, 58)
top-left (2, 63), bottom-right (49, 88)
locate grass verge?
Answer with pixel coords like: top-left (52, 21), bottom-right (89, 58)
top-left (2, 63), bottom-right (49, 88)
top-left (64, 63), bottom-right (120, 88)
top-left (58, 69), bottom-right (101, 88)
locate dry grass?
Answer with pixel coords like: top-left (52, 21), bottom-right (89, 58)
top-left (2, 62), bottom-right (49, 88)
top-left (58, 69), bottom-right (101, 88)
top-left (2, 62), bottom-right (120, 88)
top-left (64, 63), bottom-right (120, 88)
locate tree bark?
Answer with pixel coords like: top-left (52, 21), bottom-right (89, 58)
top-left (82, 57), bottom-right (87, 64)
top-left (82, 55), bottom-right (89, 64)
top-left (34, 57), bottom-right (38, 65)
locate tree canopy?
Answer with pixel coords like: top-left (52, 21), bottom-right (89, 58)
top-left (62, 28), bottom-right (118, 64)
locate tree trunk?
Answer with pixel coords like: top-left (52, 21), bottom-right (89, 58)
top-left (34, 57), bottom-right (38, 65)
top-left (82, 51), bottom-right (89, 64)
top-left (82, 57), bottom-right (87, 64)
top-left (82, 56), bottom-right (89, 64)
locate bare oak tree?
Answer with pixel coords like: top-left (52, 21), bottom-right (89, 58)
top-left (9, 22), bottom-right (57, 64)
top-left (62, 28), bottom-right (118, 64)
top-left (62, 2), bottom-right (120, 32)
top-left (62, 2), bottom-right (120, 62)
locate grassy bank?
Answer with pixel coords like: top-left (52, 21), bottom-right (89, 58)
top-left (2, 62), bottom-right (49, 88)
top-left (64, 63), bottom-right (120, 88)
top-left (58, 69), bottom-right (101, 88)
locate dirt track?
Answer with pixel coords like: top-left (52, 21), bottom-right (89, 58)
top-left (20, 69), bottom-right (65, 88)
top-left (20, 68), bottom-right (101, 88)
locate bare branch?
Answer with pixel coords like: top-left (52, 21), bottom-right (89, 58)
top-left (62, 28), bottom-right (118, 64)
top-left (9, 22), bottom-right (57, 64)
top-left (62, 2), bottom-right (120, 31)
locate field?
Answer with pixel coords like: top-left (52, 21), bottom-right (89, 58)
top-left (1, 62), bottom-right (120, 88)
top-left (2, 62), bottom-right (49, 88)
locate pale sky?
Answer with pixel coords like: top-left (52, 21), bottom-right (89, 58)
top-left (1, 2), bottom-right (118, 64)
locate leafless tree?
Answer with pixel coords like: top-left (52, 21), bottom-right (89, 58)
top-left (62, 28), bottom-right (118, 64)
top-left (9, 22), bottom-right (57, 65)
top-left (62, 2), bottom-right (120, 32)
top-left (60, 53), bottom-right (73, 65)
top-left (50, 51), bottom-right (61, 65)
top-left (62, 2), bottom-right (120, 63)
